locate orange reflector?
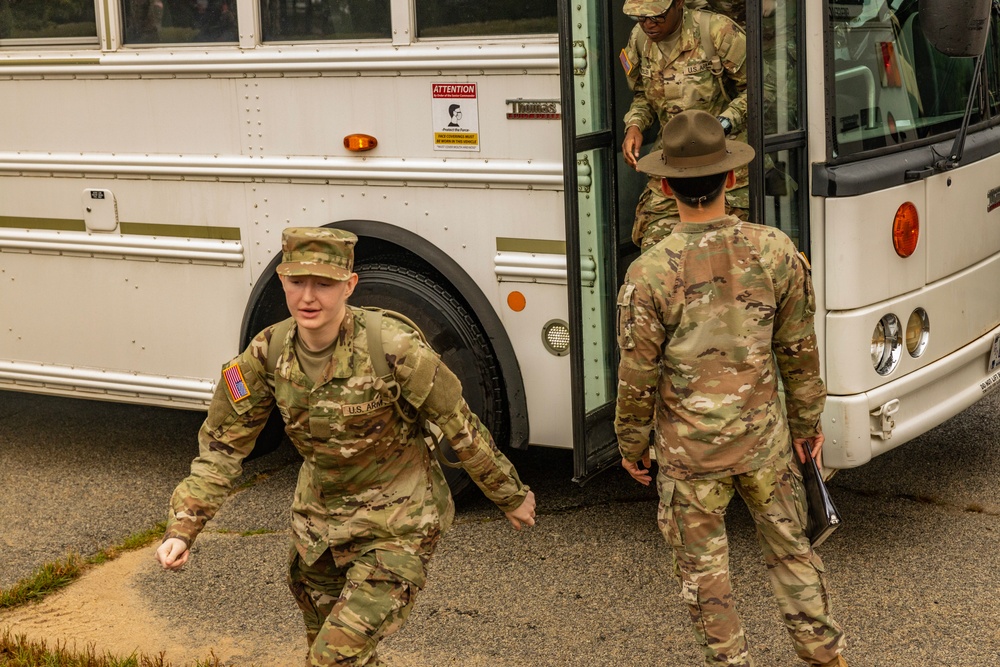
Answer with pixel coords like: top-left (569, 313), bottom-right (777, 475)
top-left (892, 202), bottom-right (919, 258)
top-left (507, 291), bottom-right (526, 312)
top-left (344, 134), bottom-right (378, 152)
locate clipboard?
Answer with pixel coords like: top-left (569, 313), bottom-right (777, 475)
top-left (802, 454), bottom-right (842, 547)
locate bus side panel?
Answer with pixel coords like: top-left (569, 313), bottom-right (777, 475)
top-left (0, 176), bottom-right (250, 403)
top-left (249, 74), bottom-right (562, 161)
top-left (4, 78), bottom-right (243, 156)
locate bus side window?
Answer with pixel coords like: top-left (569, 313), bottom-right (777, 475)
top-left (0, 0), bottom-right (97, 45)
top-left (258, 0), bottom-right (391, 42)
top-left (763, 0), bottom-right (805, 248)
top-left (123, 0), bottom-right (238, 45)
top-left (414, 0), bottom-right (558, 38)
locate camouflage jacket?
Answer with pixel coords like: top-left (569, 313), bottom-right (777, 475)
top-left (622, 9), bottom-right (748, 140)
top-left (165, 306), bottom-right (528, 586)
top-left (614, 215), bottom-right (825, 480)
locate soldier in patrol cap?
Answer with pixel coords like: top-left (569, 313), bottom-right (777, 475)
top-left (614, 111), bottom-right (848, 667)
top-left (156, 227), bottom-right (536, 666)
top-left (620, 0), bottom-right (749, 251)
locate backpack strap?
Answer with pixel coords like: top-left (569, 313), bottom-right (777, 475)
top-left (362, 307), bottom-right (463, 469)
top-left (363, 307), bottom-right (416, 425)
top-left (697, 10), bottom-right (729, 101)
top-left (265, 317), bottom-right (295, 378)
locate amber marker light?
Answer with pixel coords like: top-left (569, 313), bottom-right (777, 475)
top-left (507, 291), bottom-right (526, 312)
top-left (344, 134), bottom-right (378, 152)
top-left (892, 201), bottom-right (919, 258)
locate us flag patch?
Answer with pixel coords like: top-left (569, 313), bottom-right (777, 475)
top-left (223, 363), bottom-right (250, 402)
top-left (619, 48), bottom-right (633, 75)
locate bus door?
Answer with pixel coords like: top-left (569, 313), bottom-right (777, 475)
top-left (558, 0), bottom-right (807, 482)
top-left (558, 0), bottom-right (633, 482)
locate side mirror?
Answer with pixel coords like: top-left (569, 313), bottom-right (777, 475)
top-left (918, 0), bottom-right (992, 57)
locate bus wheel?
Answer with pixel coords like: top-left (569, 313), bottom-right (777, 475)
top-left (352, 261), bottom-right (508, 498)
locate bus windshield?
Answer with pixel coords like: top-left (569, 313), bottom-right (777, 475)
top-left (828, 0), bottom-right (998, 160)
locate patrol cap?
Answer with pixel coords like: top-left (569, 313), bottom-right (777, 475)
top-left (276, 227), bottom-right (357, 281)
top-left (637, 110), bottom-right (755, 179)
top-left (623, 0), bottom-right (674, 16)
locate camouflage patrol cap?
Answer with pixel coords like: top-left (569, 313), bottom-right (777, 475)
top-left (637, 110), bottom-right (755, 178)
top-left (623, 0), bottom-right (674, 16)
top-left (276, 227), bottom-right (357, 281)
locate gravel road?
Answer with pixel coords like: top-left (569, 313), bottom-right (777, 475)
top-left (1, 387), bottom-right (999, 666)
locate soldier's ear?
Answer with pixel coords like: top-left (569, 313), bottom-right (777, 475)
top-left (661, 178), bottom-right (673, 197)
top-left (725, 170), bottom-right (737, 189)
top-left (344, 273), bottom-right (359, 297)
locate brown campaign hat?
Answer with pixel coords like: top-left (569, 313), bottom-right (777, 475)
top-left (276, 227), bottom-right (357, 281)
top-left (636, 110), bottom-right (755, 179)
top-left (623, 0), bottom-right (674, 16)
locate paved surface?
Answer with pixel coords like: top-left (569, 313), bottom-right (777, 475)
top-left (1, 387), bottom-right (999, 666)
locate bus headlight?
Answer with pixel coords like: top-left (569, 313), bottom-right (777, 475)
top-left (905, 308), bottom-right (929, 357)
top-left (871, 314), bottom-right (902, 375)
top-left (542, 319), bottom-right (571, 357)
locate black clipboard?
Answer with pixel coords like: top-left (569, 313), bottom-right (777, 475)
top-left (802, 454), bottom-right (842, 547)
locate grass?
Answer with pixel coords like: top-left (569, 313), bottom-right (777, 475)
top-left (0, 523), bottom-right (234, 666)
top-left (0, 629), bottom-right (221, 667)
top-left (0, 523), bottom-right (166, 610)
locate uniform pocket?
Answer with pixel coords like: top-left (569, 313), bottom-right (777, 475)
top-left (617, 282), bottom-right (637, 351)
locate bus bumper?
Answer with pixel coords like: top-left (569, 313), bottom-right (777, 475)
top-left (823, 324), bottom-right (1000, 469)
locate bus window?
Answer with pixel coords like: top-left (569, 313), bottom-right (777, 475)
top-left (414, 0), bottom-right (557, 38)
top-left (762, 0), bottom-right (805, 248)
top-left (258, 0), bottom-right (391, 42)
top-left (0, 0), bottom-right (97, 44)
top-left (829, 0), bottom-right (985, 159)
top-left (122, 0), bottom-right (237, 44)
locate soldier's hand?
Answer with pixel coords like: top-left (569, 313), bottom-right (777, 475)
top-left (622, 126), bottom-right (644, 170)
top-left (622, 451), bottom-right (652, 486)
top-left (155, 537), bottom-right (190, 570)
top-left (505, 490), bottom-right (536, 530)
top-left (762, 0), bottom-right (776, 17)
top-left (793, 433), bottom-right (825, 465)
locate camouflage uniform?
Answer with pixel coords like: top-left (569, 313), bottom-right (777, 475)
top-left (614, 215), bottom-right (845, 666)
top-left (622, 6), bottom-right (749, 250)
top-left (165, 240), bottom-right (528, 665)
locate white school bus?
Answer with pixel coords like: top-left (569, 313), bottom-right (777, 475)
top-left (1, 0), bottom-right (999, 482)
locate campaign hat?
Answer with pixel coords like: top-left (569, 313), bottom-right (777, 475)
top-left (276, 227), bottom-right (356, 281)
top-left (636, 110), bottom-right (755, 179)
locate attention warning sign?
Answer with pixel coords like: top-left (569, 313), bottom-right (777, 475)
top-left (432, 83), bottom-right (480, 152)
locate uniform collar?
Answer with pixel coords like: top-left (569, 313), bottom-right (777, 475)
top-left (673, 214), bottom-right (741, 234)
top-left (657, 9), bottom-right (698, 60)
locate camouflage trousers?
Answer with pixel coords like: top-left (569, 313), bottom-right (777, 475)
top-left (657, 455), bottom-right (845, 666)
top-left (633, 182), bottom-right (750, 252)
top-left (288, 548), bottom-right (420, 666)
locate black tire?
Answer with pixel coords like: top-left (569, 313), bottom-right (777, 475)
top-left (242, 273), bottom-right (291, 460)
top-left (352, 261), bottom-right (508, 497)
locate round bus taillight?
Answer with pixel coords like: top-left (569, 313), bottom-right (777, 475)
top-left (892, 202), bottom-right (919, 257)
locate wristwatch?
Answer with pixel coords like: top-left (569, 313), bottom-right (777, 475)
top-left (716, 116), bottom-right (733, 136)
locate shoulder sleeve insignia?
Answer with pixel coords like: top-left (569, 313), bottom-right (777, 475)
top-left (223, 362), bottom-right (251, 402)
top-left (620, 48), bottom-right (634, 75)
top-left (798, 250), bottom-right (812, 272)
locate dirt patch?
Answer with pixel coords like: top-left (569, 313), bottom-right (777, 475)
top-left (0, 544), bottom-right (304, 667)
